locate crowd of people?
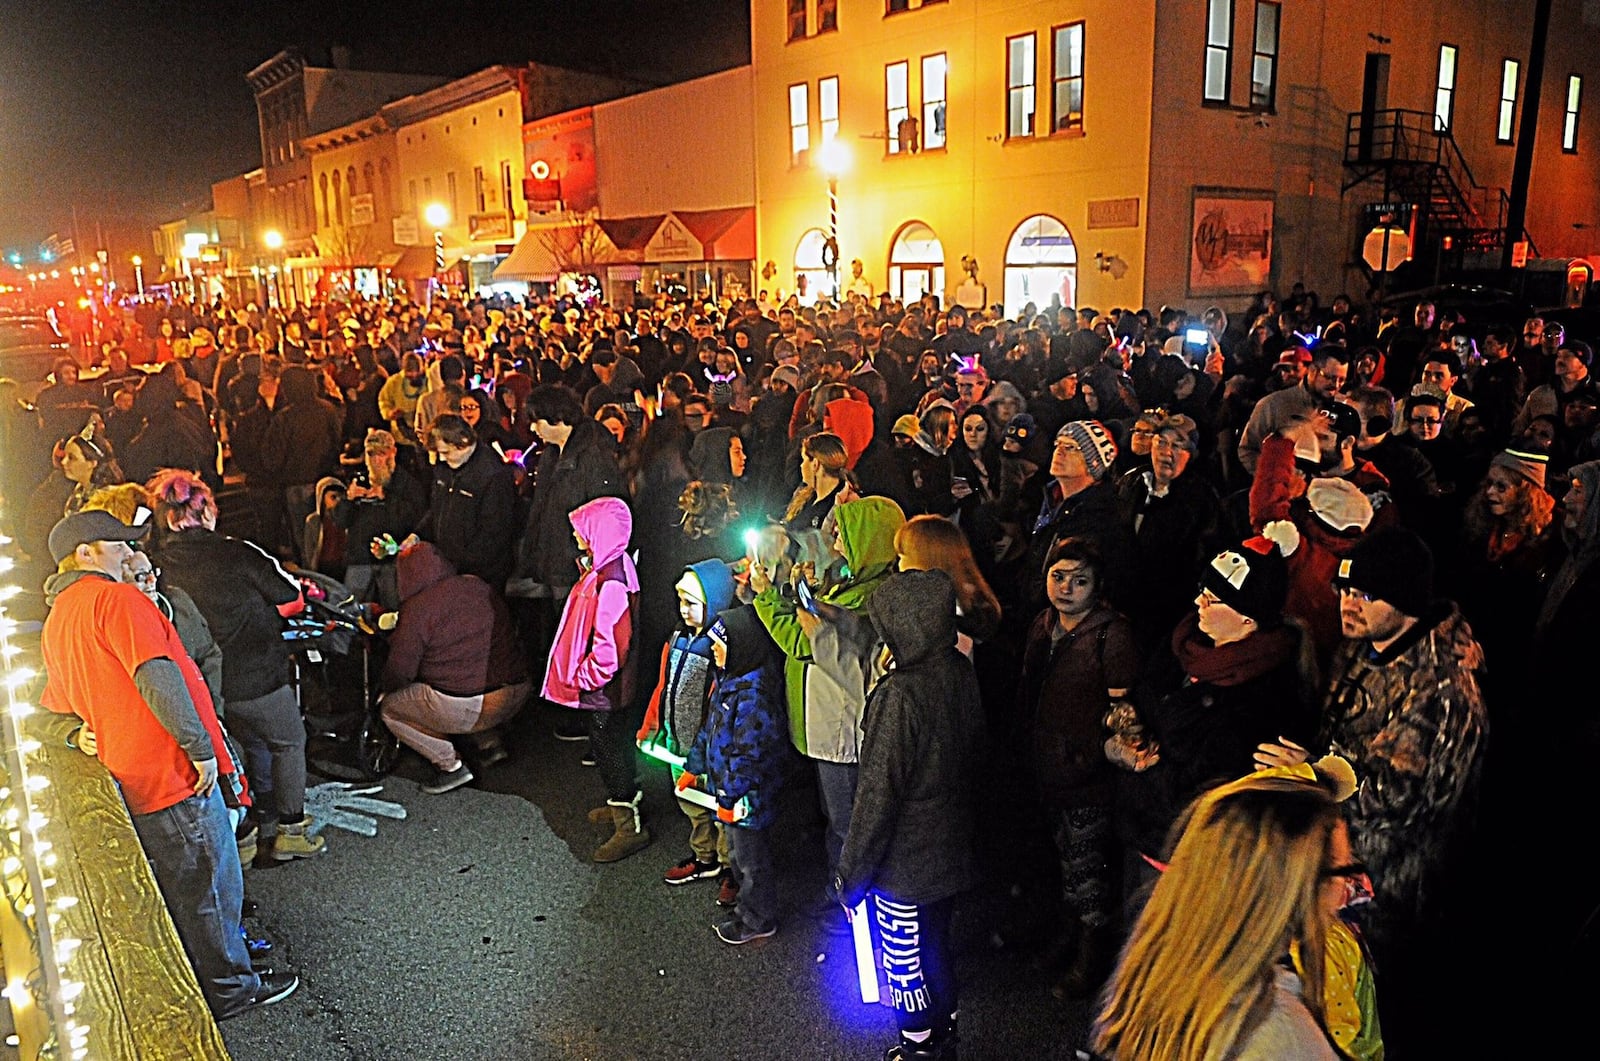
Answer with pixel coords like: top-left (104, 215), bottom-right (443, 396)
top-left (9, 278), bottom-right (1598, 1057)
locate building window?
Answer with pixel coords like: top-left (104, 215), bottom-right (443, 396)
top-left (447, 171), bottom-right (458, 218)
top-left (1250, 3), bottom-right (1280, 110)
top-left (886, 61), bottom-right (912, 153)
top-left (1006, 33), bottom-right (1036, 139)
top-left (1051, 22), bottom-right (1085, 133)
top-left (319, 173), bottom-right (330, 227)
top-left (474, 166), bottom-right (487, 212)
top-left (1498, 59), bottom-right (1520, 144)
top-left (788, 0), bottom-right (807, 41)
top-left (887, 0), bottom-right (909, 12)
top-left (332, 170), bottom-right (343, 228)
top-left (922, 53), bottom-right (948, 149)
top-left (380, 159), bottom-right (393, 219)
top-left (501, 161), bottom-right (515, 214)
top-left (817, 0), bottom-right (837, 33)
top-left (423, 176), bottom-right (433, 203)
top-left (346, 166), bottom-right (358, 224)
top-left (789, 83), bottom-right (810, 164)
top-left (1434, 44), bottom-right (1458, 131)
top-left (1565, 75), bottom-right (1582, 152)
top-left (820, 76), bottom-right (840, 145)
top-left (1205, 0), bottom-right (1233, 103)
top-left (409, 179), bottom-right (418, 214)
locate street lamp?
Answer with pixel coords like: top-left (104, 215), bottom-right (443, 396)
top-left (131, 255), bottom-right (144, 298)
top-left (818, 139), bottom-right (850, 301)
top-left (261, 230), bottom-right (285, 308)
top-left (423, 203), bottom-right (450, 281)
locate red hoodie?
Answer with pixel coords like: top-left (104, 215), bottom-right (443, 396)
top-left (824, 397), bottom-right (875, 470)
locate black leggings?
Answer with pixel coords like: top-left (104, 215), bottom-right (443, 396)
top-left (585, 706), bottom-right (640, 802)
top-left (875, 894), bottom-right (957, 1050)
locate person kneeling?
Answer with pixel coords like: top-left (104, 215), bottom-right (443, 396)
top-left (380, 542), bottom-right (532, 793)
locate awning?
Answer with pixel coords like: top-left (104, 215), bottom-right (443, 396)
top-left (596, 215), bottom-right (666, 252)
top-left (674, 207), bottom-right (756, 260)
top-left (492, 230), bottom-right (562, 282)
top-left (388, 245), bottom-right (437, 280)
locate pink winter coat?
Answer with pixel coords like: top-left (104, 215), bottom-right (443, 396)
top-left (542, 496), bottom-right (639, 710)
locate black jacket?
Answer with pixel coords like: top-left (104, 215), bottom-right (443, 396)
top-left (516, 419), bottom-right (623, 590)
top-left (330, 467), bottom-right (427, 566)
top-left (261, 367), bottom-right (343, 488)
top-left (155, 528), bottom-right (299, 702)
top-left (418, 443), bottom-right (519, 590)
top-left (836, 571), bottom-right (985, 906)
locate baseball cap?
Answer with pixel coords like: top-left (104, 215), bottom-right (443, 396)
top-left (49, 509), bottom-right (151, 564)
top-left (1276, 347), bottom-right (1313, 368)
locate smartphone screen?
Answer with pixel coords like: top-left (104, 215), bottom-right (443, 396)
top-left (795, 579), bottom-right (818, 614)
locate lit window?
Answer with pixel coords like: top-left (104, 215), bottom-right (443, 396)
top-left (886, 61), bottom-right (911, 153)
top-left (1498, 59), bottom-right (1520, 144)
top-left (1051, 22), bottom-right (1084, 132)
top-left (818, 0), bottom-right (837, 33)
top-left (1007, 33), bottom-right (1036, 139)
top-left (1250, 3), bottom-right (1280, 110)
top-left (820, 76), bottom-right (840, 145)
top-left (474, 166), bottom-right (487, 212)
top-left (1565, 75), bottom-right (1582, 153)
top-left (922, 54), bottom-right (948, 149)
top-left (1205, 0), bottom-right (1234, 103)
top-left (789, 83), bottom-right (811, 164)
top-left (788, 0), bottom-right (807, 42)
top-left (1435, 44), bottom-right (1458, 131)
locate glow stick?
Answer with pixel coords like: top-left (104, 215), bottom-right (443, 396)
top-left (852, 899), bottom-right (879, 1003)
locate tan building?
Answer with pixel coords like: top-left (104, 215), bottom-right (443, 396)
top-left (389, 65), bottom-right (647, 292)
top-left (752, 0), bottom-right (1600, 316)
top-left (303, 115), bottom-right (405, 299)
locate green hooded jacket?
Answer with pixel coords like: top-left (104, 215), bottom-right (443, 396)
top-left (754, 496), bottom-right (905, 761)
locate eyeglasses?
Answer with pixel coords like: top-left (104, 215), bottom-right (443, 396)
top-left (132, 567), bottom-right (160, 584)
top-left (1333, 583), bottom-right (1375, 603)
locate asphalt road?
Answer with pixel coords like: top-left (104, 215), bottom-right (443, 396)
top-left (219, 696), bottom-right (1095, 1061)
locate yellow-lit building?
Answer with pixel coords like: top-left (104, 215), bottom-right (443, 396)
top-left (303, 115), bottom-right (405, 298)
top-left (753, 0), bottom-right (1600, 315)
top-left (753, 0), bottom-right (1155, 314)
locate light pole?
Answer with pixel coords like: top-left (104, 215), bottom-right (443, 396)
top-left (424, 203), bottom-right (450, 298)
top-left (818, 140), bottom-right (850, 302)
top-left (262, 229), bottom-right (285, 308)
top-left (131, 255), bottom-right (144, 299)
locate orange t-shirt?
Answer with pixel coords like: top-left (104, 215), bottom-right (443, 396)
top-left (41, 575), bottom-right (233, 816)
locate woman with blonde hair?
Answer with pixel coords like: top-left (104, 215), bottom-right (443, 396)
top-left (783, 432), bottom-right (851, 534)
top-left (1093, 771), bottom-right (1343, 1060)
top-left (894, 515), bottom-right (1001, 646)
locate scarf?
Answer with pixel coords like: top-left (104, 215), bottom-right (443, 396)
top-left (1170, 611), bottom-right (1297, 688)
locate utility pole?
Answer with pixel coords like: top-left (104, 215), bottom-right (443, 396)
top-left (1503, 0), bottom-right (1554, 274)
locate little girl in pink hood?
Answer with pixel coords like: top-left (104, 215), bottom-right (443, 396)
top-left (543, 496), bottom-right (650, 862)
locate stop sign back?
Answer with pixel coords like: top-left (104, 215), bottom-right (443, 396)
top-left (1363, 226), bottom-right (1411, 271)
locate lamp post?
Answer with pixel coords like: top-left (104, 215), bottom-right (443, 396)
top-left (818, 140), bottom-right (850, 302)
top-left (131, 256), bottom-right (144, 299)
top-left (262, 229), bottom-right (285, 308)
top-left (424, 203), bottom-right (450, 298)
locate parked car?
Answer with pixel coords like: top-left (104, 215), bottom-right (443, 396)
top-left (0, 315), bottom-right (72, 385)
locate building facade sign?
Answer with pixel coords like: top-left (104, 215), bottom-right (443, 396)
top-left (1087, 198), bottom-right (1141, 230)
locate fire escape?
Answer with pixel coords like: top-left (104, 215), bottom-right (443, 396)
top-left (1342, 109), bottom-right (1536, 260)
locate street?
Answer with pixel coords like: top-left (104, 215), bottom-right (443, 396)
top-left (219, 699), bottom-right (1092, 1061)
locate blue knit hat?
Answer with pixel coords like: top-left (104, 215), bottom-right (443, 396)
top-left (1057, 420), bottom-right (1118, 480)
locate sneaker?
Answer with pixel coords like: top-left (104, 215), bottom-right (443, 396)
top-left (579, 748), bottom-right (597, 767)
top-left (422, 762), bottom-right (474, 794)
top-left (220, 969), bottom-right (299, 1018)
top-left (715, 870), bottom-right (741, 908)
top-left (553, 720), bottom-right (588, 742)
top-left (814, 904), bottom-right (853, 937)
top-left (663, 856), bottom-right (721, 886)
top-left (236, 824), bottom-right (258, 865)
top-left (714, 917), bottom-right (777, 946)
top-left (476, 742), bottom-right (509, 768)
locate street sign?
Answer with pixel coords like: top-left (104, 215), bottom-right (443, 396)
top-left (1362, 226), bottom-right (1411, 271)
top-left (1511, 240), bottom-right (1530, 269)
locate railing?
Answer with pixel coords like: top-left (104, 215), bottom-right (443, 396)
top-left (1344, 109), bottom-right (1507, 233)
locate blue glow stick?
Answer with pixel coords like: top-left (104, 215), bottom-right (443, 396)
top-left (851, 899), bottom-right (879, 1004)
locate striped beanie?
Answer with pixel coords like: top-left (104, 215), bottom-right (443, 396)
top-left (1058, 420), bottom-right (1119, 481)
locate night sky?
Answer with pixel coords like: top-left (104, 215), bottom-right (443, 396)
top-left (0, 0), bottom-right (749, 260)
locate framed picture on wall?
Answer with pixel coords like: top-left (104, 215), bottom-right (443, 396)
top-left (1187, 188), bottom-right (1274, 297)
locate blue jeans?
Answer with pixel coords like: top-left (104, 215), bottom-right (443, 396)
top-left (226, 684), bottom-right (307, 829)
top-left (815, 759), bottom-right (859, 884)
top-left (130, 786), bottom-right (259, 1017)
top-left (726, 824), bottom-right (777, 932)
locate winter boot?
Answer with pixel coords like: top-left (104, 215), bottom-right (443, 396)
top-left (587, 805), bottom-right (613, 824)
top-left (272, 815), bottom-right (327, 861)
top-left (593, 792), bottom-right (651, 863)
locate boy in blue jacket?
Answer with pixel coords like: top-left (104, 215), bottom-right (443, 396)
top-left (680, 605), bottom-right (790, 945)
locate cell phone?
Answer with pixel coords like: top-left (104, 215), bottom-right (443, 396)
top-left (951, 475), bottom-right (969, 489)
top-left (1184, 327), bottom-right (1209, 346)
top-left (795, 578), bottom-right (819, 614)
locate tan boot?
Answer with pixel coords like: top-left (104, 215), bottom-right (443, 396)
top-left (593, 793), bottom-right (651, 863)
top-left (587, 805), bottom-right (613, 824)
top-left (273, 815), bottom-right (327, 861)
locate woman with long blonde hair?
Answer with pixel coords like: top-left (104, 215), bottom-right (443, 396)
top-left (1093, 772), bottom-right (1342, 1061)
top-left (783, 432), bottom-right (850, 529)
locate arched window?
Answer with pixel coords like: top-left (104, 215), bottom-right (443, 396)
top-left (362, 161), bottom-right (375, 195)
top-left (888, 221), bottom-right (945, 304)
top-left (346, 166), bottom-right (359, 225)
top-left (378, 159), bottom-right (393, 222)
top-left (331, 170), bottom-right (344, 229)
top-left (793, 228), bottom-right (833, 305)
top-left (1003, 214), bottom-right (1078, 317)
top-left (319, 172), bottom-right (330, 228)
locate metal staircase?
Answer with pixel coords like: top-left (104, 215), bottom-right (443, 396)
top-left (1343, 109), bottom-right (1535, 256)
